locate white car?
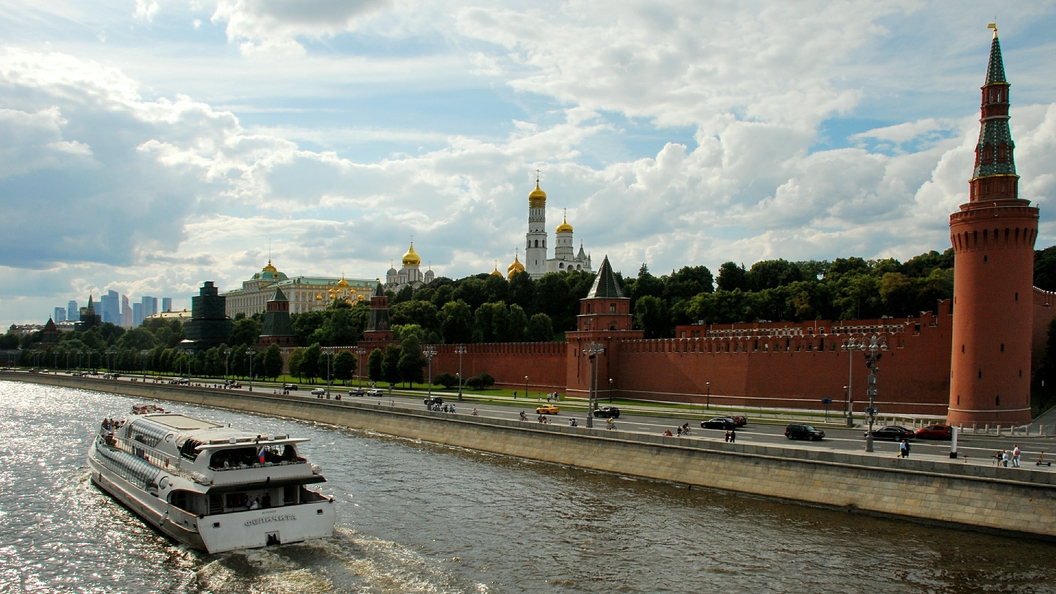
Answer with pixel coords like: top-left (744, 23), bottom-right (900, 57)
top-left (310, 388), bottom-right (326, 396)
top-left (367, 388), bottom-right (383, 397)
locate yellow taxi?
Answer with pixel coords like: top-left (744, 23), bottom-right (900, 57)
top-left (535, 404), bottom-right (560, 415)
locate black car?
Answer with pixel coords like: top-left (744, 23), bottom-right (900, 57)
top-left (785, 423), bottom-right (825, 441)
top-left (592, 406), bottom-right (620, 419)
top-left (701, 417), bottom-right (736, 430)
top-left (866, 426), bottom-right (915, 441)
top-left (424, 396), bottom-right (444, 408)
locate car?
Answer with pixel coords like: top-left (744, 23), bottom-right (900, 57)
top-left (915, 424), bottom-right (953, 440)
top-left (367, 388), bottom-right (383, 397)
top-left (730, 415), bottom-right (748, 427)
top-left (424, 396), bottom-right (444, 407)
top-left (282, 383), bottom-right (298, 391)
top-left (350, 388), bottom-right (366, 397)
top-left (701, 417), bottom-right (737, 430)
top-left (866, 426), bottom-right (916, 441)
top-left (592, 406), bottom-right (620, 419)
top-left (536, 404), bottom-right (560, 415)
top-left (310, 387), bottom-right (327, 396)
top-left (785, 423), bottom-right (825, 441)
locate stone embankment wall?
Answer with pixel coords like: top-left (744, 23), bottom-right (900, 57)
top-left (9, 372), bottom-right (1055, 539)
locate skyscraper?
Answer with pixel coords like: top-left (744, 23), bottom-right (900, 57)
top-left (100, 290), bottom-right (119, 324)
top-left (53, 307), bottom-right (66, 323)
top-left (121, 294), bottom-right (132, 327)
top-left (162, 297), bottom-right (172, 313)
top-left (67, 300), bottom-right (78, 322)
top-left (142, 296), bottom-right (158, 318)
top-left (133, 302), bottom-right (144, 327)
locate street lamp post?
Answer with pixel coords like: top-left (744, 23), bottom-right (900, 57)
top-left (455, 345), bottom-right (467, 400)
top-left (841, 336), bottom-right (867, 428)
top-left (583, 342), bottom-right (605, 428)
top-left (247, 348), bottom-right (256, 392)
top-left (524, 375), bottom-right (529, 403)
top-left (224, 348), bottom-right (231, 383)
top-left (354, 347), bottom-right (366, 387)
top-left (422, 345), bottom-right (437, 397)
top-left (105, 349), bottom-right (116, 375)
top-left (862, 335), bottom-right (888, 453)
top-left (323, 349), bottom-right (334, 398)
top-left (608, 378), bottom-right (613, 403)
top-left (706, 381), bottom-right (711, 410)
top-left (65, 351), bottom-right (71, 372)
top-left (140, 350), bottom-right (149, 382)
top-left (77, 350), bottom-right (84, 373)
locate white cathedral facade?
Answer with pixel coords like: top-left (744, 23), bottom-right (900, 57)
top-left (522, 180), bottom-right (591, 279)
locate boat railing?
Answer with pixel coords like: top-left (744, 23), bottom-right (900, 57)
top-left (104, 434), bottom-right (189, 478)
top-left (209, 458), bottom-right (308, 472)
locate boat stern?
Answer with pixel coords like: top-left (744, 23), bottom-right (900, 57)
top-left (197, 499), bottom-right (336, 554)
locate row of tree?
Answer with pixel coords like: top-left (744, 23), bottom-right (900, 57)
top-left (10, 247), bottom-right (1056, 356)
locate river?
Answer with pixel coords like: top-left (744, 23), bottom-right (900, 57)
top-left (1, 380), bottom-right (1054, 593)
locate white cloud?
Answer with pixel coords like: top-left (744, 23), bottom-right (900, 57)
top-left (134, 0), bottom-right (160, 23)
top-left (211, 0), bottom-right (389, 56)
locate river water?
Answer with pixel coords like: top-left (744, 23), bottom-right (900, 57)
top-left (1, 380), bottom-right (1055, 593)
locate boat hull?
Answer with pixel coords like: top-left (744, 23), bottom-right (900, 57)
top-left (88, 444), bottom-right (336, 554)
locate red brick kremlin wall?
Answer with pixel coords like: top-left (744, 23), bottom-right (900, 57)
top-left (431, 342), bottom-right (568, 395)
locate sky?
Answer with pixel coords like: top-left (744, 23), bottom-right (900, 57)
top-left (1, 1), bottom-right (1055, 327)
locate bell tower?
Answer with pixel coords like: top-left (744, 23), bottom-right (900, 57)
top-left (948, 26), bottom-right (1039, 425)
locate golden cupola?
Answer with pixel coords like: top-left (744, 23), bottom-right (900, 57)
top-left (337, 275), bottom-right (349, 288)
top-left (528, 182), bottom-right (547, 209)
top-left (490, 263), bottom-right (504, 278)
top-left (402, 242), bottom-right (421, 267)
top-left (507, 254), bottom-right (525, 279)
top-left (556, 215), bottom-right (573, 234)
top-left (262, 259), bottom-right (277, 273)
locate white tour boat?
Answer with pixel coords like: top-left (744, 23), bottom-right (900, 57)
top-left (87, 408), bottom-right (336, 554)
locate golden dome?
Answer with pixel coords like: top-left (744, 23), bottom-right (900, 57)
top-left (507, 254), bottom-right (525, 278)
top-left (338, 276), bottom-right (349, 288)
top-left (262, 259), bottom-right (277, 273)
top-left (528, 182), bottom-right (547, 208)
top-left (490, 264), bottom-right (504, 277)
top-left (402, 242), bottom-right (421, 267)
top-left (315, 293), bottom-right (322, 301)
top-left (556, 215), bottom-right (573, 234)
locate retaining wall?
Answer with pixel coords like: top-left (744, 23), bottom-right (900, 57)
top-left (7, 372), bottom-right (1055, 539)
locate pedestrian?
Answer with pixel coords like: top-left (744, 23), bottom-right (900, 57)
top-left (899, 439), bottom-right (909, 458)
top-left (1002, 450), bottom-right (1010, 467)
top-left (676, 426), bottom-right (682, 437)
top-left (1012, 444), bottom-right (1021, 467)
top-left (724, 430), bottom-right (730, 443)
top-left (729, 428), bottom-right (736, 443)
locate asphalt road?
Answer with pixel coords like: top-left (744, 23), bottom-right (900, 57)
top-left (26, 370), bottom-right (1056, 467)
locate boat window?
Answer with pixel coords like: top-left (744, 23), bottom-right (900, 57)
top-left (226, 493), bottom-right (247, 510)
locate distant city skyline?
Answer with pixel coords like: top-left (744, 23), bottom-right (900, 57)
top-left (1, 2), bottom-right (1054, 328)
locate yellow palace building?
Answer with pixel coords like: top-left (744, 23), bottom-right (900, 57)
top-left (223, 260), bottom-right (375, 318)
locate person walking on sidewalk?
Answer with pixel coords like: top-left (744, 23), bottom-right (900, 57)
top-left (899, 439), bottom-right (910, 458)
top-left (1012, 445), bottom-right (1021, 467)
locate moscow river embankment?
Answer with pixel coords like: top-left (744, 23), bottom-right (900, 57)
top-left (7, 371), bottom-right (1055, 540)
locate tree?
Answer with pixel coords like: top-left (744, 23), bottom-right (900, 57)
top-left (398, 335), bottom-right (424, 387)
top-left (453, 277), bottom-right (489, 312)
top-left (475, 302), bottom-right (509, 343)
top-left (506, 270), bottom-right (536, 313)
top-left (526, 313), bottom-right (554, 342)
top-left (634, 295), bottom-right (669, 339)
top-left (293, 310), bottom-right (327, 346)
top-left (287, 348), bottom-right (306, 383)
top-left (382, 344), bottom-right (402, 385)
top-left (368, 348), bottom-right (384, 383)
top-left (716, 262), bottom-right (748, 292)
top-left (264, 343), bottom-right (284, 380)
top-left (440, 300), bottom-right (473, 344)
top-left (391, 300), bottom-right (440, 335)
top-left (334, 350), bottom-right (355, 384)
top-left (228, 317), bottom-right (261, 348)
top-left (302, 343), bottom-right (322, 384)
top-left (663, 265), bottom-right (715, 301)
top-left (507, 304), bottom-right (527, 341)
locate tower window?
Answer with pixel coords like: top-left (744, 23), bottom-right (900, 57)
top-left (962, 344), bottom-right (965, 353)
top-left (996, 396), bottom-right (1001, 406)
top-left (1001, 344), bottom-right (1004, 352)
top-left (957, 395), bottom-right (960, 405)
top-left (978, 370), bottom-right (982, 379)
top-left (983, 255), bottom-right (988, 264)
top-left (534, 240), bottom-right (538, 248)
top-left (1015, 292), bottom-right (1019, 301)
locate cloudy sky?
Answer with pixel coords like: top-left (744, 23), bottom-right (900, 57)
top-left (1, 1), bottom-right (1055, 326)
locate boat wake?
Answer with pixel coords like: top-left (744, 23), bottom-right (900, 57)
top-left (194, 527), bottom-right (480, 594)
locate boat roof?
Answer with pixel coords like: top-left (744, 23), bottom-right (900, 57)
top-left (134, 413), bottom-right (309, 450)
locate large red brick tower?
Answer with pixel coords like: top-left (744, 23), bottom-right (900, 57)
top-left (949, 27), bottom-right (1039, 425)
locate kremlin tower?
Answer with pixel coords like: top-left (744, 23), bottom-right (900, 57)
top-left (948, 26), bottom-right (1039, 425)
top-left (525, 178), bottom-right (548, 278)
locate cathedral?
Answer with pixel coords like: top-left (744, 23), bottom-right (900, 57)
top-left (521, 179), bottom-right (592, 279)
top-left (386, 242), bottom-right (435, 292)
